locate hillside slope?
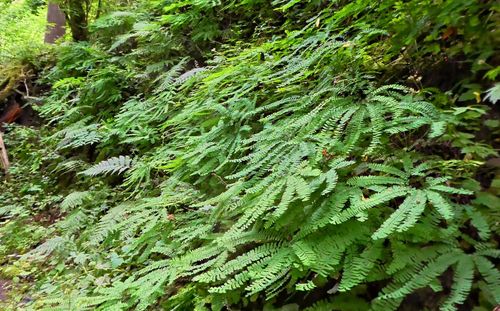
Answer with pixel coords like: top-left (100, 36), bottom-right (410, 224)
top-left (0, 1), bottom-right (499, 310)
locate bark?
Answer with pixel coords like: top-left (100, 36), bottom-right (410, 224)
top-left (66, 0), bottom-right (89, 42)
top-left (96, 0), bottom-right (103, 19)
top-left (44, 2), bottom-right (66, 44)
top-left (0, 132), bottom-right (10, 180)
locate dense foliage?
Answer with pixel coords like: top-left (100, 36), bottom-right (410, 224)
top-left (0, 0), bottom-right (47, 64)
top-left (0, 0), bottom-right (499, 310)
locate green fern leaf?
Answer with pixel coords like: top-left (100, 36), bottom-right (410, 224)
top-left (426, 190), bottom-right (454, 220)
top-left (339, 244), bottom-right (382, 291)
top-left (473, 255), bottom-right (500, 303)
top-left (380, 252), bottom-right (460, 300)
top-left (440, 256), bottom-right (474, 311)
top-left (60, 191), bottom-right (91, 212)
top-left (372, 190), bottom-right (426, 239)
top-left (81, 155), bottom-right (133, 177)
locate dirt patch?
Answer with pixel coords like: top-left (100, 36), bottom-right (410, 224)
top-left (32, 208), bottom-right (64, 227)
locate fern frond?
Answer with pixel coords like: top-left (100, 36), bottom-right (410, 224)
top-left (467, 209), bottom-right (491, 240)
top-left (372, 190), bottom-right (426, 239)
top-left (440, 256), bottom-right (474, 311)
top-left (367, 163), bottom-right (407, 178)
top-left (60, 191), bottom-right (91, 212)
top-left (81, 155), bottom-right (133, 177)
top-left (380, 251), bottom-right (461, 300)
top-left (331, 186), bottom-right (409, 224)
top-left (426, 190), bottom-right (455, 220)
top-left (428, 185), bottom-right (473, 195)
top-left (338, 244), bottom-right (382, 291)
top-left (473, 255), bottom-right (500, 303)
top-left (347, 176), bottom-right (405, 187)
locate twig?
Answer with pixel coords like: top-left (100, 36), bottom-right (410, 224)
top-left (13, 88), bottom-right (24, 96)
top-left (211, 172), bottom-right (227, 187)
top-left (23, 78), bottom-right (30, 98)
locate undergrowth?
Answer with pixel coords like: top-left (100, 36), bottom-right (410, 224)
top-left (0, 0), bottom-right (499, 310)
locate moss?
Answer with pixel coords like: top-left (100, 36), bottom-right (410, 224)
top-left (0, 66), bottom-right (25, 104)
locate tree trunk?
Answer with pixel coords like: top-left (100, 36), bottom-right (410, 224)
top-left (0, 132), bottom-right (10, 180)
top-left (96, 0), bottom-right (103, 19)
top-left (66, 0), bottom-right (88, 42)
top-left (44, 2), bottom-right (66, 44)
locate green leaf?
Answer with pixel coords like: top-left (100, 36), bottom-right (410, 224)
top-left (426, 190), bottom-right (454, 220)
top-left (484, 83), bottom-right (500, 104)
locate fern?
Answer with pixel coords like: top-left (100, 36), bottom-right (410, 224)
top-left (81, 155), bottom-right (133, 177)
top-left (60, 191), bottom-right (91, 212)
top-left (338, 244), bottom-right (382, 291)
top-left (473, 255), bottom-right (500, 303)
top-left (440, 256), bottom-right (474, 311)
top-left (23, 236), bottom-right (72, 260)
top-left (56, 123), bottom-right (102, 150)
top-left (426, 190), bottom-right (455, 221)
top-left (4, 0), bottom-right (496, 310)
top-left (372, 190), bottom-right (426, 239)
top-left (380, 251), bottom-right (461, 300)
